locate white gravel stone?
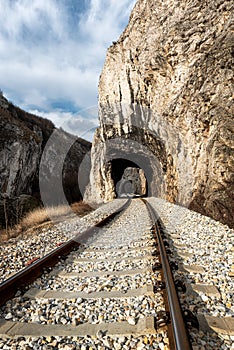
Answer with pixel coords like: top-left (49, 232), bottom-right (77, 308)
top-left (201, 295), bottom-right (209, 302)
top-left (1, 198), bottom-right (232, 349)
top-left (148, 197), bottom-right (234, 349)
top-left (127, 317), bottom-right (136, 325)
top-left (4, 313), bottom-right (12, 320)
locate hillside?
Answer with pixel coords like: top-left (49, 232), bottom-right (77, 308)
top-left (0, 93), bottom-right (91, 228)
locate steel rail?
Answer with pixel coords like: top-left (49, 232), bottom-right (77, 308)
top-left (0, 199), bottom-right (131, 307)
top-left (142, 199), bottom-right (192, 350)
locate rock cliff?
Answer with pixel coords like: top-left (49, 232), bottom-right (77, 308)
top-left (0, 94), bottom-right (91, 228)
top-left (85, 0), bottom-right (234, 227)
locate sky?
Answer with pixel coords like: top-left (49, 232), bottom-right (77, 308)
top-left (0, 0), bottom-right (136, 140)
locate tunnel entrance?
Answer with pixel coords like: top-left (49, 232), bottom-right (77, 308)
top-left (111, 159), bottom-right (148, 197)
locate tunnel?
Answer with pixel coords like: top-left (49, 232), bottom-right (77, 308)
top-left (110, 158), bottom-right (148, 197)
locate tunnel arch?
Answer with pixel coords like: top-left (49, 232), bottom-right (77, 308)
top-left (81, 135), bottom-right (166, 203)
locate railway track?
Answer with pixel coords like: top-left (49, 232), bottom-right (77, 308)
top-left (0, 198), bottom-right (191, 349)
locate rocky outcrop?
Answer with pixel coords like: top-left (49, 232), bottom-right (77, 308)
top-left (116, 167), bottom-right (147, 196)
top-left (85, 0), bottom-right (234, 227)
top-left (0, 94), bottom-right (91, 228)
top-left (0, 95), bottom-right (43, 197)
top-left (0, 194), bottom-right (40, 229)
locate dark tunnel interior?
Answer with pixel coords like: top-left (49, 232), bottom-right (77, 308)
top-left (110, 158), bottom-right (148, 197)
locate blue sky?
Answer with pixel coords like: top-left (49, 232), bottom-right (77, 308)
top-left (0, 0), bottom-right (135, 140)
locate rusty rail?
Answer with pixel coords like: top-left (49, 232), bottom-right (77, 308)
top-left (142, 198), bottom-right (192, 350)
top-left (0, 199), bottom-right (130, 307)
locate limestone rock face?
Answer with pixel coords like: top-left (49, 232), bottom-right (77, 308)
top-left (0, 94), bottom-right (91, 228)
top-left (85, 0), bottom-right (234, 227)
top-left (0, 194), bottom-right (41, 229)
top-left (0, 96), bottom-right (42, 197)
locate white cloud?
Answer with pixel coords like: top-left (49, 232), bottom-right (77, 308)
top-left (82, 0), bottom-right (136, 44)
top-left (0, 0), bottom-right (64, 40)
top-left (0, 0), bottom-right (135, 131)
top-left (29, 108), bottom-right (99, 142)
top-left (0, 59), bottom-right (98, 109)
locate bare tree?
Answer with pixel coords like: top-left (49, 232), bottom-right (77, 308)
top-left (2, 194), bottom-right (9, 236)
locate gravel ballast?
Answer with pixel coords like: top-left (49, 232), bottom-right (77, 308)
top-left (148, 197), bottom-right (234, 350)
top-left (0, 197), bottom-right (233, 349)
top-left (0, 199), bottom-right (128, 283)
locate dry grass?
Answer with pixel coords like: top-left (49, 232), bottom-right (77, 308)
top-left (71, 201), bottom-right (93, 216)
top-left (0, 201), bottom-right (93, 242)
top-left (19, 205), bottom-right (70, 230)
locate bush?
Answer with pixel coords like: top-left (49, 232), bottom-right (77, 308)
top-left (71, 201), bottom-right (92, 216)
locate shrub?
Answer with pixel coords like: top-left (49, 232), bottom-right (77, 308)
top-left (71, 201), bottom-right (93, 216)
